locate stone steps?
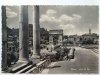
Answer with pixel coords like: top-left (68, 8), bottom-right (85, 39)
top-left (10, 62), bottom-right (36, 73)
top-left (10, 59), bottom-right (51, 74)
top-left (16, 65), bottom-right (34, 73)
top-left (11, 63), bottom-right (28, 73)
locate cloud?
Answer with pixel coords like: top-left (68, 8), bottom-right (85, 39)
top-left (59, 14), bottom-right (73, 24)
top-left (6, 7), bottom-right (17, 18)
top-left (40, 14), bottom-right (58, 23)
top-left (40, 9), bottom-right (81, 24)
top-left (72, 14), bottom-right (82, 23)
top-left (72, 14), bottom-right (81, 19)
top-left (40, 9), bottom-right (82, 34)
top-left (40, 9), bottom-right (58, 23)
top-left (59, 24), bottom-right (75, 35)
top-left (60, 24), bottom-right (75, 29)
top-left (46, 9), bottom-right (57, 16)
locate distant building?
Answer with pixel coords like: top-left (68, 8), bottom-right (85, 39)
top-left (68, 35), bottom-right (77, 42)
top-left (64, 28), bottom-right (99, 46)
top-left (81, 28), bottom-right (99, 44)
top-left (7, 27), bottom-right (19, 53)
top-left (82, 33), bottom-right (99, 44)
top-left (66, 35), bottom-right (80, 45)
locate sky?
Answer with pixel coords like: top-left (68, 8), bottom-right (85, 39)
top-left (5, 6), bottom-right (99, 35)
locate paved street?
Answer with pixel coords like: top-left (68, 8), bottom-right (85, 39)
top-left (41, 47), bottom-right (99, 74)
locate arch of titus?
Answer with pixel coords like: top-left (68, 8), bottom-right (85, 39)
top-left (49, 30), bottom-right (63, 46)
top-left (2, 6), bottom-right (40, 70)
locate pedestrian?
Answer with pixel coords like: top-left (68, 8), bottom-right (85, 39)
top-left (55, 51), bottom-right (60, 61)
top-left (72, 48), bottom-right (75, 59)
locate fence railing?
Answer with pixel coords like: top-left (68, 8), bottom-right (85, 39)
top-left (27, 57), bottom-right (51, 73)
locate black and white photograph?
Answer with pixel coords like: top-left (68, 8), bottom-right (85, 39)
top-left (1, 5), bottom-right (99, 74)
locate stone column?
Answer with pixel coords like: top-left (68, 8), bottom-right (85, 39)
top-left (32, 6), bottom-right (40, 58)
top-left (18, 6), bottom-right (29, 62)
top-left (2, 6), bottom-right (7, 71)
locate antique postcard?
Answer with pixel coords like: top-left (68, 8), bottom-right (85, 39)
top-left (0, 0), bottom-right (99, 74)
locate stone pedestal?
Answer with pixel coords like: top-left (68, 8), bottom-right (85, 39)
top-left (2, 6), bottom-right (7, 70)
top-left (18, 6), bottom-right (29, 63)
top-left (32, 6), bottom-right (40, 59)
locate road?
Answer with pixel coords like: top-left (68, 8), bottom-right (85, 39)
top-left (41, 47), bottom-right (99, 74)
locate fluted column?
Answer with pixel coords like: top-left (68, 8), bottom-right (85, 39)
top-left (18, 6), bottom-right (29, 62)
top-left (32, 6), bottom-right (40, 59)
top-left (2, 6), bottom-right (7, 70)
